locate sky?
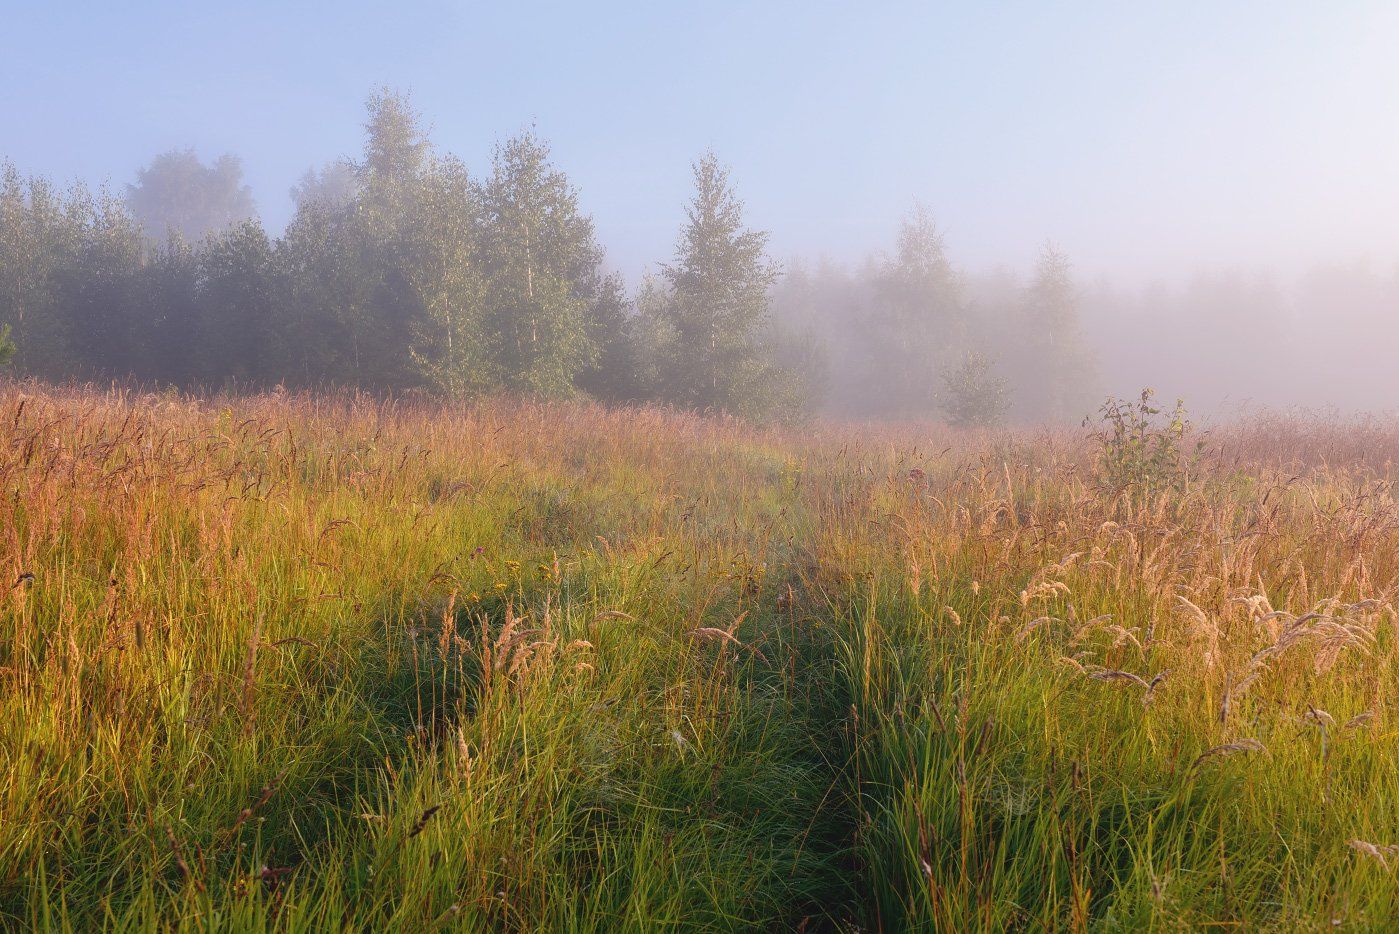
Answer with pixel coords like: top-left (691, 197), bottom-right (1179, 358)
top-left (3, 1), bottom-right (1398, 283)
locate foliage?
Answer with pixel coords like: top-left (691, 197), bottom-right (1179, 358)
top-left (197, 220), bottom-right (280, 385)
top-left (403, 157), bottom-right (489, 398)
top-left (573, 272), bottom-right (642, 403)
top-left (869, 205), bottom-right (965, 415)
top-left (0, 164), bottom-right (74, 376)
top-left (1089, 388), bottom-right (1202, 494)
top-left (3, 93), bottom-right (1103, 424)
top-left (938, 350), bottom-right (1008, 428)
top-left (478, 132), bottom-right (602, 398)
top-left (1014, 243), bottom-right (1099, 423)
top-left (2, 93), bottom-right (633, 401)
top-left (125, 148), bottom-right (257, 243)
top-left (653, 153), bottom-right (790, 418)
top-left (0, 323), bottom-right (14, 366)
top-left (767, 217), bottom-right (1103, 423)
top-left (50, 184), bottom-right (146, 380)
top-left (290, 160), bottom-right (359, 212)
top-left (1, 386), bottom-right (1396, 929)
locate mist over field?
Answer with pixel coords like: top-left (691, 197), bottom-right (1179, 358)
top-left (5, 5), bottom-right (1399, 931)
top-left (4, 3), bottom-right (1398, 422)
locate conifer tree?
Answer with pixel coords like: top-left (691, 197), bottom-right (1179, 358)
top-left (574, 272), bottom-right (640, 403)
top-left (657, 153), bottom-right (783, 416)
top-left (136, 235), bottom-right (201, 385)
top-left (281, 89), bottom-right (436, 387)
top-left (870, 205), bottom-right (964, 415)
top-left (349, 89), bottom-right (435, 387)
top-left (1017, 243), bottom-right (1097, 423)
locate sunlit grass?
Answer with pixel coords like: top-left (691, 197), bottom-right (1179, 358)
top-left (0, 385), bottom-right (1394, 929)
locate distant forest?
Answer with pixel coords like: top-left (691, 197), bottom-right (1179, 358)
top-left (3, 91), bottom-right (1394, 422)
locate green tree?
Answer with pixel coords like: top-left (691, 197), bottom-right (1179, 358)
top-left (0, 324), bottom-right (15, 367)
top-left (656, 153), bottom-right (784, 416)
top-left (939, 350), bottom-right (1009, 428)
top-left (135, 235), bottom-right (202, 385)
top-left (276, 197), bottom-right (360, 385)
top-left (627, 274), bottom-right (678, 402)
top-left (1016, 243), bottom-right (1098, 423)
top-left (406, 156), bottom-right (490, 397)
top-left (478, 132), bottom-right (603, 398)
top-left (575, 272), bottom-right (642, 403)
top-left (359, 89), bottom-right (431, 198)
top-left (52, 184), bottom-right (145, 379)
top-left (198, 219), bottom-right (279, 386)
top-left (869, 205), bottom-right (964, 415)
top-left (290, 161), bottom-right (358, 212)
top-left (0, 163), bottom-right (86, 377)
top-left (126, 149), bottom-right (256, 243)
top-left (347, 89), bottom-right (436, 388)
top-left (279, 89), bottom-right (435, 388)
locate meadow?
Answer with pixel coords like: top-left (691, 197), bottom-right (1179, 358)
top-left (0, 385), bottom-right (1395, 930)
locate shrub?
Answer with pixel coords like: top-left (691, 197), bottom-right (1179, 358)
top-left (939, 351), bottom-right (1008, 428)
top-left (1088, 388), bottom-right (1202, 494)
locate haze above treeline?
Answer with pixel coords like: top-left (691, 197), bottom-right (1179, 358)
top-left (3, 2), bottom-right (1398, 420)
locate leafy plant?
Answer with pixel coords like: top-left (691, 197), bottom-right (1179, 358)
top-left (939, 350), bottom-right (1008, 428)
top-left (1088, 388), bottom-right (1202, 493)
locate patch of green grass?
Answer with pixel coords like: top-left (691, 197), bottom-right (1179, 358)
top-left (1, 389), bottom-right (1396, 929)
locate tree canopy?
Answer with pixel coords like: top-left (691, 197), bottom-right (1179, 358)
top-left (125, 149), bottom-right (256, 243)
top-left (1, 91), bottom-right (1103, 425)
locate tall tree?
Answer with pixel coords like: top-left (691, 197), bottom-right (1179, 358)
top-left (52, 184), bottom-right (145, 379)
top-left (135, 235), bottom-right (202, 384)
top-left (405, 156), bottom-right (489, 397)
top-left (627, 273), bottom-right (677, 402)
top-left (868, 205), bottom-right (964, 415)
top-left (198, 219), bottom-right (279, 385)
top-left (290, 161), bottom-right (358, 213)
top-left (478, 132), bottom-right (602, 398)
top-left (276, 197), bottom-right (358, 386)
top-left (656, 153), bottom-right (783, 416)
top-left (279, 89), bottom-right (435, 387)
top-left (0, 163), bottom-right (83, 376)
top-left (574, 272), bottom-right (640, 403)
top-left (347, 89), bottom-right (434, 387)
top-left (359, 89), bottom-right (431, 197)
top-left (1016, 243), bottom-right (1097, 423)
top-left (125, 149), bottom-right (256, 243)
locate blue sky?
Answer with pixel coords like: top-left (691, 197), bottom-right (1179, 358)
top-left (3, 1), bottom-right (1398, 282)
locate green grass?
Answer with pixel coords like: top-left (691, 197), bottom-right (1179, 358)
top-left (0, 389), bottom-right (1395, 930)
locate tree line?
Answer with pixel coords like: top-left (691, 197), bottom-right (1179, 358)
top-left (769, 210), bottom-right (1100, 425)
top-left (2, 90), bottom-right (1101, 424)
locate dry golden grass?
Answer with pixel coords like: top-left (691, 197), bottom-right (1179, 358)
top-left (0, 384), bottom-right (1394, 929)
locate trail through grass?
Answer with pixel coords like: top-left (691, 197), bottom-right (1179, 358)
top-left (1, 389), bottom-right (1396, 929)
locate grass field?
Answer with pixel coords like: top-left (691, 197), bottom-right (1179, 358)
top-left (0, 386), bottom-right (1395, 930)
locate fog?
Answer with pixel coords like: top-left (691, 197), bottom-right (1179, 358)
top-left (1081, 265), bottom-right (1399, 416)
top-left (2, 2), bottom-right (1397, 420)
top-left (770, 239), bottom-right (1399, 421)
